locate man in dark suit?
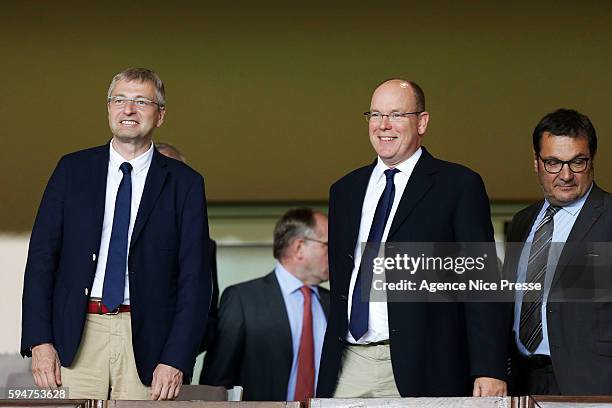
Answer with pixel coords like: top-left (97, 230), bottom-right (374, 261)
top-left (201, 208), bottom-right (330, 401)
top-left (21, 68), bottom-right (211, 400)
top-left (506, 109), bottom-right (612, 395)
top-left (317, 79), bottom-right (508, 398)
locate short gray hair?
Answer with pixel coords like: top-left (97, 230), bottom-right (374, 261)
top-left (107, 68), bottom-right (166, 108)
top-left (273, 208), bottom-right (321, 260)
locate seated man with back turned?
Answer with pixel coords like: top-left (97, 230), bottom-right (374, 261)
top-left (506, 109), bottom-right (612, 395)
top-left (201, 208), bottom-right (330, 401)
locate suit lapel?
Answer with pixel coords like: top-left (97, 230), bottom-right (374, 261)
top-left (553, 185), bottom-right (605, 286)
top-left (388, 148), bottom-right (437, 239)
top-left (92, 144), bottom-right (110, 252)
top-left (515, 202), bottom-right (544, 242)
top-left (130, 148), bottom-right (168, 251)
top-left (344, 162), bottom-right (375, 255)
top-left (264, 272), bottom-right (293, 365)
top-left (319, 289), bottom-right (330, 317)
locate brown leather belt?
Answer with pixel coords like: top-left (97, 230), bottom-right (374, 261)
top-left (88, 299), bottom-right (131, 315)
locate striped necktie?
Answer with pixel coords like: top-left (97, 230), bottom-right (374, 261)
top-left (519, 205), bottom-right (561, 352)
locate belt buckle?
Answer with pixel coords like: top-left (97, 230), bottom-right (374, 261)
top-left (105, 307), bottom-right (120, 315)
top-left (94, 300), bottom-right (120, 315)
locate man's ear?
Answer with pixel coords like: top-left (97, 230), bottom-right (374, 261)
top-left (533, 150), bottom-right (539, 174)
top-left (156, 107), bottom-right (166, 128)
top-left (290, 237), bottom-right (305, 261)
top-left (417, 111), bottom-right (429, 135)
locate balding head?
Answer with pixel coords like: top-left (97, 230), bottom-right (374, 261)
top-left (374, 79), bottom-right (425, 112)
top-left (368, 79), bottom-right (429, 167)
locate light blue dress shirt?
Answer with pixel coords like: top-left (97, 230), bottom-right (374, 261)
top-left (274, 263), bottom-right (327, 400)
top-left (514, 184), bottom-right (593, 355)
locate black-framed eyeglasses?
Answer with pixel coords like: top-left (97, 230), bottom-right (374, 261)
top-left (108, 96), bottom-right (163, 110)
top-left (364, 111), bottom-right (423, 122)
top-left (538, 155), bottom-right (591, 174)
top-left (304, 237), bottom-right (328, 247)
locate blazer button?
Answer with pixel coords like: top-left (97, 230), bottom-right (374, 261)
top-left (92, 253), bottom-right (97, 262)
top-left (337, 336), bottom-right (344, 343)
top-left (340, 295), bottom-right (347, 301)
top-left (390, 328), bottom-right (399, 334)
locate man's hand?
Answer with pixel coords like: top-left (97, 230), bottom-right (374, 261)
top-left (473, 376), bottom-right (507, 397)
top-left (150, 364), bottom-right (183, 400)
top-left (31, 343), bottom-right (62, 389)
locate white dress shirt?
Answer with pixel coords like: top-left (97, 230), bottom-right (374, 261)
top-left (90, 140), bottom-right (154, 304)
top-left (346, 148), bottom-right (422, 344)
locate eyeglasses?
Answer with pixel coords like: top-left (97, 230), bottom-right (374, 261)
top-left (364, 111), bottom-right (423, 122)
top-left (304, 237), bottom-right (328, 247)
top-left (538, 155), bottom-right (591, 174)
top-left (108, 96), bottom-right (162, 110)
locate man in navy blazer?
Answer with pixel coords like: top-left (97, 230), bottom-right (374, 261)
top-left (317, 79), bottom-right (509, 398)
top-left (21, 68), bottom-right (211, 400)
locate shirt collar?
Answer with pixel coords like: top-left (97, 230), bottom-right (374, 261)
top-left (274, 262), bottom-right (320, 299)
top-left (544, 182), bottom-right (593, 217)
top-left (109, 140), bottom-right (154, 176)
top-left (373, 147), bottom-right (422, 184)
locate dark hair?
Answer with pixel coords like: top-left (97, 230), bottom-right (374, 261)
top-left (376, 78), bottom-right (426, 112)
top-left (532, 109), bottom-right (597, 156)
top-left (273, 208), bottom-right (321, 260)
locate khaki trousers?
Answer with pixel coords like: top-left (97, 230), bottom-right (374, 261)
top-left (333, 343), bottom-right (401, 398)
top-left (61, 312), bottom-right (150, 400)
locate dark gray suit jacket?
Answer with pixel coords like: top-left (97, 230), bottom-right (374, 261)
top-left (200, 271), bottom-right (330, 401)
top-left (506, 184), bottom-right (612, 394)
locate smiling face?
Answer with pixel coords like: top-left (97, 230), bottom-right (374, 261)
top-left (107, 79), bottom-right (165, 143)
top-left (368, 80), bottom-right (429, 167)
top-left (536, 132), bottom-right (594, 206)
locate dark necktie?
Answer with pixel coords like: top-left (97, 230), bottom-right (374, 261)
top-left (102, 162), bottom-right (133, 311)
top-left (519, 205), bottom-right (561, 352)
top-left (294, 286), bottom-right (314, 401)
top-left (349, 168), bottom-right (399, 340)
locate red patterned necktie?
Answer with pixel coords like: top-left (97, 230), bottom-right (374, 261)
top-left (294, 286), bottom-right (315, 401)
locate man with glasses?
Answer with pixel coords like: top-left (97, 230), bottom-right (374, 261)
top-left (202, 208), bottom-right (330, 401)
top-left (317, 79), bottom-right (508, 398)
top-left (21, 68), bottom-right (211, 400)
top-left (505, 109), bottom-right (612, 394)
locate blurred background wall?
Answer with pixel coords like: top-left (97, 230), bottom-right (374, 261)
top-left (1, 0), bottom-right (610, 378)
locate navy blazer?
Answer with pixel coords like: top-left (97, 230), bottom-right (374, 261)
top-left (21, 143), bottom-right (212, 385)
top-left (317, 147), bottom-right (510, 397)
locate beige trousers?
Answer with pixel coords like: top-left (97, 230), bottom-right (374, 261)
top-left (333, 344), bottom-right (401, 398)
top-left (61, 312), bottom-right (150, 400)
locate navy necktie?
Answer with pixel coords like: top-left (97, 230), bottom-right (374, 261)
top-left (349, 168), bottom-right (399, 340)
top-left (102, 162), bottom-right (133, 311)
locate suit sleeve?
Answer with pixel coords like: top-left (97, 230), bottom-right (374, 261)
top-left (199, 240), bottom-right (219, 352)
top-left (158, 174), bottom-right (212, 376)
top-left (454, 171), bottom-right (511, 380)
top-left (200, 286), bottom-right (245, 387)
top-left (21, 157), bottom-right (67, 356)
